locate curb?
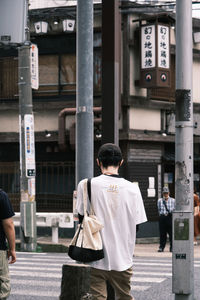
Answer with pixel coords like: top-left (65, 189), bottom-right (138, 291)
top-left (16, 240), bottom-right (68, 253)
top-left (16, 237), bottom-right (160, 253)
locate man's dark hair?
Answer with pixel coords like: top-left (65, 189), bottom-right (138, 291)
top-left (97, 143), bottom-right (123, 168)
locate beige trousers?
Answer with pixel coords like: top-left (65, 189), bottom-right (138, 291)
top-left (0, 251), bottom-right (10, 300)
top-left (90, 266), bottom-right (135, 300)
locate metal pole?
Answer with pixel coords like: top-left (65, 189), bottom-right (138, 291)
top-left (19, 0), bottom-right (37, 252)
top-left (76, 0), bottom-right (94, 186)
top-left (102, 0), bottom-right (121, 145)
top-left (173, 0), bottom-right (194, 299)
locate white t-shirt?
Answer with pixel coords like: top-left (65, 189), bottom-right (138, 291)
top-left (76, 174), bottom-right (147, 271)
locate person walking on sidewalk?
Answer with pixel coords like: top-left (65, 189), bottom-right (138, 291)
top-left (157, 187), bottom-right (175, 252)
top-left (76, 143), bottom-right (147, 300)
top-left (0, 190), bottom-right (16, 299)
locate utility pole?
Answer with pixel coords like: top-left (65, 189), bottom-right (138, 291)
top-left (19, 0), bottom-right (37, 251)
top-left (76, 0), bottom-right (94, 185)
top-left (102, 0), bottom-right (121, 145)
top-left (172, 1), bottom-right (194, 299)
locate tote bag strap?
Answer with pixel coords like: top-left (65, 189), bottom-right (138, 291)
top-left (83, 179), bottom-right (88, 216)
top-left (87, 178), bottom-right (91, 203)
top-left (87, 178), bottom-right (95, 215)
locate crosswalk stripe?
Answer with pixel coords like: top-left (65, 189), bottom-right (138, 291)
top-left (133, 271), bottom-right (172, 276)
top-left (10, 271), bottom-right (61, 278)
top-left (11, 279), bottom-right (61, 287)
top-left (10, 266), bottom-right (61, 271)
top-left (10, 262), bottom-right (64, 266)
top-left (11, 289), bottom-right (59, 297)
top-left (131, 277), bottom-right (165, 283)
top-left (131, 285), bottom-right (150, 291)
top-left (16, 257), bottom-right (67, 262)
top-left (134, 259), bottom-right (200, 265)
top-left (133, 262), bottom-right (172, 266)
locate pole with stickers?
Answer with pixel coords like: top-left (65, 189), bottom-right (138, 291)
top-left (19, 0), bottom-right (38, 252)
top-left (172, 0), bottom-right (194, 299)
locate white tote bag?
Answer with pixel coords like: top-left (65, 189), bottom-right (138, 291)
top-left (68, 179), bottom-right (104, 262)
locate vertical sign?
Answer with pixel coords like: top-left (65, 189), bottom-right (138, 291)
top-left (157, 25), bottom-right (169, 68)
top-left (140, 22), bottom-right (170, 88)
top-left (24, 114), bottom-right (36, 177)
top-left (30, 44), bottom-right (39, 90)
top-left (141, 25), bottom-right (156, 69)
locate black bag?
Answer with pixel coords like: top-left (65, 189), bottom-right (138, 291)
top-left (68, 178), bottom-right (104, 263)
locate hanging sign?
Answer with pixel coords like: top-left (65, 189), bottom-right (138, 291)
top-left (141, 24), bottom-right (156, 69)
top-left (140, 23), bottom-right (170, 88)
top-left (157, 25), bottom-right (169, 69)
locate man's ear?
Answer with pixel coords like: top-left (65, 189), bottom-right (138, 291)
top-left (96, 158), bottom-right (100, 166)
top-left (119, 159), bottom-right (124, 167)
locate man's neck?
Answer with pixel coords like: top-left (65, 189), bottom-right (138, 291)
top-left (102, 166), bottom-right (119, 175)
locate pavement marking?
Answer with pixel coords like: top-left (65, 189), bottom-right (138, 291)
top-left (16, 257), bottom-right (67, 262)
top-left (11, 279), bottom-right (61, 287)
top-left (16, 252), bottom-right (50, 255)
top-left (10, 271), bottom-right (61, 278)
top-left (133, 262), bottom-right (172, 266)
top-left (134, 259), bottom-right (172, 263)
top-left (11, 289), bottom-right (59, 297)
top-left (10, 261), bottom-right (62, 267)
top-left (133, 271), bottom-right (172, 276)
top-left (10, 266), bottom-right (61, 271)
top-left (131, 285), bottom-right (150, 291)
top-left (131, 277), bottom-right (166, 283)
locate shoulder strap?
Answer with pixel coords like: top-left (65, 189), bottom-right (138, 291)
top-left (87, 178), bottom-right (91, 203)
top-left (163, 200), bottom-right (169, 212)
top-left (87, 178), bottom-right (95, 214)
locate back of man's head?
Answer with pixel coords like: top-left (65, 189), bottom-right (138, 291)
top-left (97, 143), bottom-right (122, 168)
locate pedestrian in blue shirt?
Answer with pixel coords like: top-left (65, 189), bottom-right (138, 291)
top-left (157, 186), bottom-right (175, 252)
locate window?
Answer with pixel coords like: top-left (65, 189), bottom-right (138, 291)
top-left (60, 54), bottom-right (76, 92)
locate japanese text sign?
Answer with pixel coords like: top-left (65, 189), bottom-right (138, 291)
top-left (141, 25), bottom-right (156, 69)
top-left (157, 25), bottom-right (169, 68)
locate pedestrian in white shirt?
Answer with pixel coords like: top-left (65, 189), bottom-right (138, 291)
top-left (76, 143), bottom-right (147, 300)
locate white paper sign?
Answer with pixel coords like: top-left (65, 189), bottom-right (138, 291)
top-left (148, 189), bottom-right (156, 197)
top-left (141, 25), bottom-right (156, 69)
top-left (157, 25), bottom-right (169, 69)
top-left (149, 177), bottom-right (155, 189)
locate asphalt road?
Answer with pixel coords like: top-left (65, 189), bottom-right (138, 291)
top-left (9, 252), bottom-right (67, 300)
top-left (8, 251), bottom-right (200, 300)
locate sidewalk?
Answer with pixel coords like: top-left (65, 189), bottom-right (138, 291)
top-left (16, 236), bottom-right (200, 258)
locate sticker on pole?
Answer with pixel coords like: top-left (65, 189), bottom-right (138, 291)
top-left (24, 114), bottom-right (36, 177)
top-left (30, 44), bottom-right (39, 90)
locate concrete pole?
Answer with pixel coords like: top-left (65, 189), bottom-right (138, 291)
top-left (18, 44), bottom-right (37, 252)
top-left (173, 0), bottom-right (194, 299)
top-left (76, 0), bottom-right (94, 186)
top-left (18, 0), bottom-right (37, 252)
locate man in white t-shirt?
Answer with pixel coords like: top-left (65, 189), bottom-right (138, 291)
top-left (76, 143), bottom-right (147, 300)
